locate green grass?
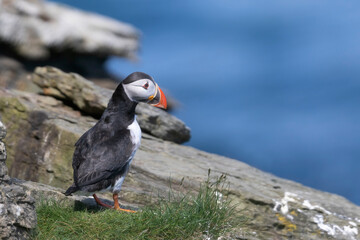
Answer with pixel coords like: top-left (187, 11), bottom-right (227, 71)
top-left (32, 174), bottom-right (237, 240)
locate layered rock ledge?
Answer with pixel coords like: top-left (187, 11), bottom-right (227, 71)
top-left (32, 66), bottom-right (191, 143)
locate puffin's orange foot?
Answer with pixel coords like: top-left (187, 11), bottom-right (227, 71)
top-left (114, 205), bottom-right (137, 213)
top-left (113, 193), bottom-right (137, 213)
top-left (93, 193), bottom-right (136, 212)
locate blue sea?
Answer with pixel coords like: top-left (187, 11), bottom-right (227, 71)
top-left (53, 0), bottom-right (360, 205)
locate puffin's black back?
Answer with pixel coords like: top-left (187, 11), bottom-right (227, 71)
top-left (65, 83), bottom-right (138, 195)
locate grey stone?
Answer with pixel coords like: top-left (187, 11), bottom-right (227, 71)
top-left (0, 0), bottom-right (139, 60)
top-left (136, 103), bottom-right (191, 143)
top-left (0, 163), bottom-right (8, 178)
top-left (32, 66), bottom-right (191, 143)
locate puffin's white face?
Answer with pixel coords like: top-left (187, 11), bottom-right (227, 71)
top-left (121, 72), bottom-right (167, 109)
top-left (123, 78), bottom-right (157, 102)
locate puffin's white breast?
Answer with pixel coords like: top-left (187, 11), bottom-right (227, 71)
top-left (127, 116), bottom-right (141, 151)
top-left (110, 117), bottom-right (141, 194)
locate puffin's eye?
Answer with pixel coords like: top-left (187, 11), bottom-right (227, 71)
top-left (143, 82), bottom-right (149, 89)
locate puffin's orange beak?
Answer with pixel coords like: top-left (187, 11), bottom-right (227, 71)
top-left (151, 85), bottom-right (167, 109)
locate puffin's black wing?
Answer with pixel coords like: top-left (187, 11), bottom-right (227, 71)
top-left (72, 125), bottom-right (134, 189)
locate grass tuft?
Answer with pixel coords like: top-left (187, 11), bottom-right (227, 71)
top-left (32, 173), bottom-right (236, 240)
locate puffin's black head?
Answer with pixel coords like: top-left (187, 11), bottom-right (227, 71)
top-left (122, 72), bottom-right (167, 109)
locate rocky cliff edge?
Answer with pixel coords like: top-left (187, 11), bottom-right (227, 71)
top-left (0, 68), bottom-right (360, 239)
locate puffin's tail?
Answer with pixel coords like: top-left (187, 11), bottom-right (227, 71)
top-left (64, 184), bottom-right (79, 196)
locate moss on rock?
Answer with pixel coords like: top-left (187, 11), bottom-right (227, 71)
top-left (0, 94), bottom-right (81, 189)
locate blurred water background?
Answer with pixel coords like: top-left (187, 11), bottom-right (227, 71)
top-left (53, 0), bottom-right (360, 204)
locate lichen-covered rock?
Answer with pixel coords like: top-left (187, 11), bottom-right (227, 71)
top-left (0, 142), bottom-right (7, 178)
top-left (0, 92), bottom-right (89, 188)
top-left (0, 120), bottom-right (6, 140)
top-left (0, 120), bottom-right (37, 240)
top-left (0, 183), bottom-right (37, 240)
top-left (32, 66), bottom-right (191, 143)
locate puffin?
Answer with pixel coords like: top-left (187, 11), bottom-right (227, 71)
top-left (64, 72), bottom-right (167, 212)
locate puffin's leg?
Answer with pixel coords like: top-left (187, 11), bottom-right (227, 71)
top-left (113, 193), bottom-right (136, 213)
top-left (93, 194), bottom-right (113, 209)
